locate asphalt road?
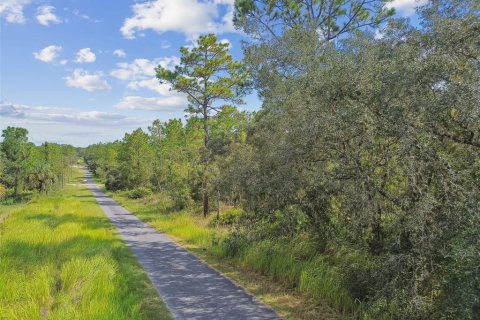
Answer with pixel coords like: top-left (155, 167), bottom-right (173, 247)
top-left (84, 169), bottom-right (281, 320)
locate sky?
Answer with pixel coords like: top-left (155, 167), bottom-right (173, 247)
top-left (0, 0), bottom-right (425, 147)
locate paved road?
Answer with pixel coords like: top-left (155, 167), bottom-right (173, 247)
top-left (84, 169), bottom-right (281, 320)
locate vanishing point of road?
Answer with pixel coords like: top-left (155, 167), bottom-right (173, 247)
top-left (84, 169), bottom-right (282, 320)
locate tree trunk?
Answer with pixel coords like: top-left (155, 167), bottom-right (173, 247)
top-left (203, 177), bottom-right (209, 217)
top-left (203, 105), bottom-right (209, 217)
top-left (216, 189), bottom-right (220, 221)
top-left (14, 170), bottom-right (19, 199)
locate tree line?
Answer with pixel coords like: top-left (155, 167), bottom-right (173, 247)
top-left (0, 127), bottom-right (77, 202)
top-left (86, 0), bottom-right (479, 318)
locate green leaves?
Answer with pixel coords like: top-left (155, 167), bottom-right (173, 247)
top-left (156, 33), bottom-right (250, 114)
top-left (1, 127), bottom-right (77, 197)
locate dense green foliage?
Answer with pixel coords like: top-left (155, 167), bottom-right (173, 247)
top-left (0, 169), bottom-right (172, 319)
top-left (84, 0), bottom-right (479, 318)
top-left (85, 107), bottom-right (249, 210)
top-left (0, 127), bottom-right (77, 202)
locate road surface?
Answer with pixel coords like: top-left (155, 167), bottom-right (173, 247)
top-left (84, 169), bottom-right (281, 320)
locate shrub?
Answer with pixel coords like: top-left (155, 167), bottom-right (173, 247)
top-left (105, 169), bottom-right (123, 191)
top-left (128, 187), bottom-right (152, 199)
top-left (168, 183), bottom-right (193, 210)
top-left (219, 233), bottom-right (248, 258)
top-left (1, 197), bottom-right (15, 205)
top-left (210, 207), bottom-right (244, 227)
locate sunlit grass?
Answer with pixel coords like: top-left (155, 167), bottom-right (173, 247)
top-left (0, 171), bottom-right (172, 320)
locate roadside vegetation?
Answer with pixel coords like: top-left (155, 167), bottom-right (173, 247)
top-left (83, 1), bottom-right (479, 319)
top-left (108, 190), bottom-right (356, 319)
top-left (0, 169), bottom-right (172, 320)
top-left (0, 127), bottom-right (77, 204)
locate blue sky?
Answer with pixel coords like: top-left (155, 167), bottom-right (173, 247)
top-left (0, 0), bottom-right (424, 147)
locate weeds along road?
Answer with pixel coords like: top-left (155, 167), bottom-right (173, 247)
top-left (84, 168), bottom-right (281, 320)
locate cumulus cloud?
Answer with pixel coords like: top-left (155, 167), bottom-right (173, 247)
top-left (111, 57), bottom-right (187, 109)
top-left (110, 56), bottom-right (182, 95)
top-left (65, 69), bottom-right (111, 92)
top-left (0, 0), bottom-right (31, 23)
top-left (115, 95), bottom-right (185, 111)
top-left (113, 49), bottom-right (127, 58)
top-left (120, 0), bottom-right (235, 40)
top-left (111, 56), bottom-right (178, 80)
top-left (387, 0), bottom-right (428, 16)
top-left (36, 5), bottom-right (61, 26)
top-left (33, 45), bottom-right (62, 63)
top-left (75, 48), bottom-right (96, 63)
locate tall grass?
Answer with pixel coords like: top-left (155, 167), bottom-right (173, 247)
top-left (0, 171), bottom-right (172, 320)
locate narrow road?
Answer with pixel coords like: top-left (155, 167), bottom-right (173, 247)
top-left (84, 169), bottom-right (281, 320)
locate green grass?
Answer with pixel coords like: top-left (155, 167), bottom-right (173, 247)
top-left (0, 203), bottom-right (26, 224)
top-left (109, 191), bottom-right (355, 319)
top-left (0, 171), bottom-right (172, 320)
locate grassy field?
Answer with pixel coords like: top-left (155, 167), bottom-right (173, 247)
top-left (109, 191), bottom-right (352, 320)
top-left (0, 171), bottom-right (172, 320)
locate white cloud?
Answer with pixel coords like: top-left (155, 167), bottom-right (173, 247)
top-left (110, 56), bottom-right (180, 93)
top-left (126, 79), bottom-right (167, 94)
top-left (65, 69), bottom-right (111, 92)
top-left (111, 57), bottom-right (187, 108)
top-left (219, 38), bottom-right (231, 48)
top-left (113, 49), bottom-right (127, 58)
top-left (115, 95), bottom-right (186, 111)
top-left (75, 48), bottom-right (96, 63)
top-left (120, 0), bottom-right (235, 40)
top-left (71, 8), bottom-right (99, 22)
top-left (72, 9), bottom-right (89, 20)
top-left (387, 0), bottom-right (428, 16)
top-left (111, 57), bottom-right (178, 80)
top-left (33, 45), bottom-right (62, 63)
top-left (36, 5), bottom-right (61, 26)
top-left (0, 0), bottom-right (31, 23)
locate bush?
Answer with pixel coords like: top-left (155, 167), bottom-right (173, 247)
top-left (344, 262), bottom-right (376, 302)
top-left (1, 197), bottom-right (15, 205)
top-left (210, 207), bottom-right (244, 227)
top-left (105, 169), bottom-right (123, 191)
top-left (127, 187), bottom-right (152, 199)
top-left (219, 233), bottom-right (248, 258)
top-left (168, 183), bottom-right (193, 210)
